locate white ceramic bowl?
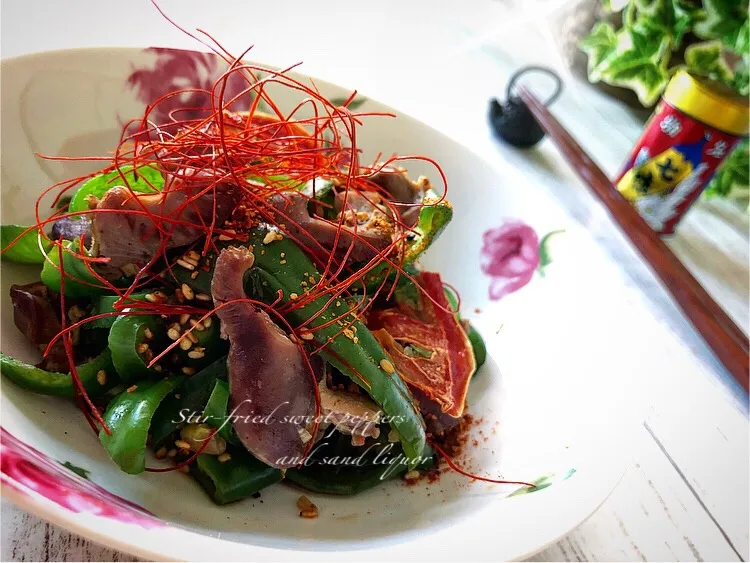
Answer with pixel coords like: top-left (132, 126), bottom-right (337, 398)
top-left (1, 47), bottom-right (628, 561)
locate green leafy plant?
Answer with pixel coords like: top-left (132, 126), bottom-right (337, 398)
top-left (580, 0), bottom-right (749, 205)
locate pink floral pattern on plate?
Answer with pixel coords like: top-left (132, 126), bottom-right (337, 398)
top-left (0, 427), bottom-right (163, 529)
top-left (127, 47), bottom-right (253, 127)
top-left (481, 220), bottom-right (541, 300)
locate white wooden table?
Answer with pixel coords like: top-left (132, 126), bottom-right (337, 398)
top-left (2, 1), bottom-right (748, 560)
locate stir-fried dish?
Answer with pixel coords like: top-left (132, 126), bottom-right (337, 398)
top-left (0, 52), bottom-right (516, 506)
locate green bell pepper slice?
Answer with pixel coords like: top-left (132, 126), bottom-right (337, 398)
top-left (202, 379), bottom-right (240, 445)
top-left (1, 225), bottom-right (52, 265)
top-left (0, 348), bottom-right (115, 398)
top-left (99, 375), bottom-right (182, 474)
top-left (108, 314), bottom-right (163, 382)
top-left (40, 239), bottom-right (106, 297)
top-left (245, 227), bottom-right (426, 467)
top-left (190, 447), bottom-right (282, 505)
top-left (88, 292), bottom-right (150, 330)
top-left (150, 357), bottom-right (228, 449)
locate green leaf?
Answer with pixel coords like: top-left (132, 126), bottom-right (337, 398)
top-left (1, 225), bottom-right (51, 264)
top-left (733, 54), bottom-right (750, 95)
top-left (61, 461), bottom-right (90, 479)
top-left (537, 229), bottom-right (565, 275)
top-left (634, 0), bottom-right (678, 37)
top-left (735, 18), bottom-right (749, 54)
top-left (69, 165), bottom-right (163, 213)
top-left (685, 40), bottom-right (735, 84)
top-left (669, 0), bottom-right (699, 45)
top-left (590, 27), bottom-right (671, 105)
top-left (509, 468), bottom-right (577, 497)
top-left (693, 0), bottom-right (748, 47)
top-left (704, 139), bottom-right (749, 201)
top-left (580, 22), bottom-right (619, 79)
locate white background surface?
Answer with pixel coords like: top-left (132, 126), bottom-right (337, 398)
top-left (1, 0), bottom-right (748, 561)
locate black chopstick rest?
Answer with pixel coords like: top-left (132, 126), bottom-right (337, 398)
top-left (489, 66), bottom-right (563, 149)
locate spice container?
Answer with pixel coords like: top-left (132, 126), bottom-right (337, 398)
top-left (615, 71), bottom-right (748, 234)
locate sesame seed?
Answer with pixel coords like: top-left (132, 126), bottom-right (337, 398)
top-left (279, 260), bottom-right (287, 264)
top-left (188, 250), bottom-right (200, 261)
top-left (263, 231), bottom-right (276, 244)
top-left (143, 328), bottom-right (154, 340)
top-left (174, 439), bottom-right (191, 450)
top-left (186, 331), bottom-right (199, 344)
top-left (195, 293), bottom-right (211, 302)
top-left (167, 328), bottom-right (180, 341)
top-left (167, 448), bottom-right (177, 458)
top-left (280, 252), bottom-right (286, 258)
top-left (188, 350), bottom-right (205, 359)
top-left (190, 271), bottom-right (199, 279)
top-left (181, 367), bottom-right (196, 375)
top-left (404, 470), bottom-right (420, 481)
top-left (353, 336), bottom-right (359, 344)
top-left (179, 313), bottom-right (190, 325)
top-left (137, 343), bottom-right (150, 354)
top-left (296, 496), bottom-right (318, 518)
top-left (181, 284), bottom-right (194, 300)
top-left (203, 317), bottom-right (212, 328)
top-left (182, 256), bottom-right (199, 267)
top-left (190, 318), bottom-right (205, 331)
top-left (296, 495), bottom-right (315, 511)
top-left (217, 453), bottom-right (232, 463)
top-left (343, 328), bottom-right (354, 340)
top-left (336, 301), bottom-right (341, 306)
top-left (144, 293), bottom-right (159, 303)
top-left (155, 447), bottom-right (168, 459)
top-left (380, 359), bottom-right (395, 373)
top-left (96, 370), bottom-right (107, 385)
top-left (218, 234), bottom-right (233, 241)
top-left (290, 293), bottom-right (298, 300)
top-left (179, 338), bottom-right (192, 351)
top-left (175, 394), bottom-right (180, 399)
top-left (299, 331), bottom-right (314, 341)
top-left (126, 385), bottom-right (138, 393)
top-left (177, 259), bottom-right (195, 271)
top-left (154, 365), bottom-right (163, 373)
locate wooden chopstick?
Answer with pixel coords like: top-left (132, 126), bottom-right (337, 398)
top-left (518, 87), bottom-right (749, 392)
